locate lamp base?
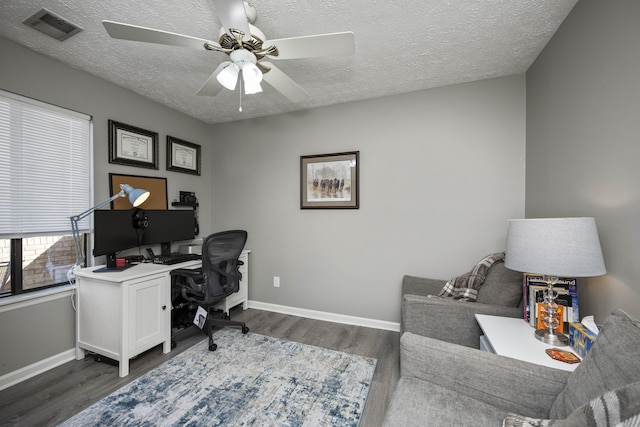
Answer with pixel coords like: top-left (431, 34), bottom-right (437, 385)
top-left (535, 328), bottom-right (569, 346)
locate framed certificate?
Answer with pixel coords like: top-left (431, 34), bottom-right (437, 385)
top-left (108, 120), bottom-right (158, 169)
top-left (167, 136), bottom-right (201, 175)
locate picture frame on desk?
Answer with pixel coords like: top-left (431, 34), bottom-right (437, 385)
top-left (300, 151), bottom-right (359, 209)
top-left (108, 120), bottom-right (159, 169)
top-left (166, 136), bottom-right (201, 175)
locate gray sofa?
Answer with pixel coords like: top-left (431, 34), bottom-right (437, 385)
top-left (402, 262), bottom-right (524, 348)
top-left (384, 305), bottom-right (640, 425)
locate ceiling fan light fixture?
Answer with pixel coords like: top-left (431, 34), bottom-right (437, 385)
top-left (217, 63), bottom-right (240, 90)
top-left (226, 49), bottom-right (263, 95)
top-left (241, 62), bottom-right (262, 94)
top-left (242, 70), bottom-right (263, 95)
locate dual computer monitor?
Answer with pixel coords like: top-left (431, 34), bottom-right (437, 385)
top-left (93, 209), bottom-right (196, 268)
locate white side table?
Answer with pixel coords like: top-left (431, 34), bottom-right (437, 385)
top-left (475, 314), bottom-right (580, 372)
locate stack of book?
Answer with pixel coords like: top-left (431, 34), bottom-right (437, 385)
top-left (523, 274), bottom-right (578, 333)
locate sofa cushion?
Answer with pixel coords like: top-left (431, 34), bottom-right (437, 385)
top-left (504, 381), bottom-right (640, 427)
top-left (475, 262), bottom-right (523, 307)
top-left (382, 376), bottom-right (510, 427)
top-left (550, 309), bottom-right (640, 419)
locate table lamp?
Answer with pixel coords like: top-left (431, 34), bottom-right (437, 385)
top-left (70, 184), bottom-right (150, 273)
top-left (504, 217), bottom-right (606, 346)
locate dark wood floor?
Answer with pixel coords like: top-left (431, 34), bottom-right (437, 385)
top-left (0, 308), bottom-right (400, 426)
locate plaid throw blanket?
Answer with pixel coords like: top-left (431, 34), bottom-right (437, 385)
top-left (437, 252), bottom-right (505, 301)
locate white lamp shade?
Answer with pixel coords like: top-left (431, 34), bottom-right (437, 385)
top-left (241, 63), bottom-right (263, 95)
top-left (216, 63), bottom-right (239, 90)
top-left (505, 217), bottom-right (606, 277)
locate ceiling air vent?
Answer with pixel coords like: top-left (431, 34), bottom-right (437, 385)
top-left (23, 8), bottom-right (83, 41)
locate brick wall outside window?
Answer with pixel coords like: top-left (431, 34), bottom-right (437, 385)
top-left (1, 235), bottom-right (76, 292)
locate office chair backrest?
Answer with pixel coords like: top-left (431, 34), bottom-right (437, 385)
top-left (201, 230), bottom-right (247, 301)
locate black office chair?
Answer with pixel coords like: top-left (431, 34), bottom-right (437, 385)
top-left (170, 230), bottom-right (249, 351)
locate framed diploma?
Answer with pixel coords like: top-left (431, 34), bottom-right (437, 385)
top-left (166, 136), bottom-right (201, 175)
top-left (108, 120), bottom-right (159, 169)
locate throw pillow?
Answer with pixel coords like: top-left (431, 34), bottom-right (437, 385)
top-left (475, 262), bottom-right (523, 307)
top-left (549, 309), bottom-right (640, 419)
top-left (504, 380), bottom-right (640, 427)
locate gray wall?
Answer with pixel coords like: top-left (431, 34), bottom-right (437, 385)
top-left (0, 37), bottom-right (211, 376)
top-left (526, 0), bottom-right (640, 322)
top-left (0, 295), bottom-right (74, 377)
top-left (210, 75), bottom-right (526, 323)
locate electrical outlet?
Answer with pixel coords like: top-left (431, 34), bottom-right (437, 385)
top-left (273, 276), bottom-right (280, 287)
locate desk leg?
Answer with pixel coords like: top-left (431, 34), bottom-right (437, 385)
top-left (118, 358), bottom-right (129, 378)
top-left (75, 345), bottom-right (86, 360)
top-left (164, 295), bottom-right (171, 353)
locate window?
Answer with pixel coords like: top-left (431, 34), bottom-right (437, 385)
top-left (0, 90), bottom-right (92, 297)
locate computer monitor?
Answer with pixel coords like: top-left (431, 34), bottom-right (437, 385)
top-left (93, 209), bottom-right (196, 270)
top-left (93, 209), bottom-right (144, 270)
top-left (141, 209), bottom-right (196, 256)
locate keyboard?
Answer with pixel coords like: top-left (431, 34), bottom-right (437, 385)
top-left (154, 253), bottom-right (201, 265)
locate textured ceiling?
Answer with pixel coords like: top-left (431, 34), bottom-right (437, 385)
top-left (0, 0), bottom-right (578, 124)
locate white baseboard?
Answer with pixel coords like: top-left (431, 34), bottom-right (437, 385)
top-left (0, 348), bottom-right (76, 391)
top-left (248, 301), bottom-right (400, 332)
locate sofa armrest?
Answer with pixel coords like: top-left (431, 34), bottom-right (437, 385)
top-left (400, 332), bottom-right (569, 418)
top-left (402, 294), bottom-right (522, 348)
top-left (402, 275), bottom-right (446, 297)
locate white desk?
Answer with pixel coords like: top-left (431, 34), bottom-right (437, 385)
top-left (475, 314), bottom-right (580, 372)
top-left (75, 250), bottom-right (249, 377)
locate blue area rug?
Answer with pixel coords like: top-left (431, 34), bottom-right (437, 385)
top-left (60, 328), bottom-right (377, 426)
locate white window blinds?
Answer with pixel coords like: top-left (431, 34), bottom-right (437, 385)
top-left (0, 90), bottom-right (92, 238)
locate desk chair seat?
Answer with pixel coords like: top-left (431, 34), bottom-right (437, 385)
top-left (171, 230), bottom-right (249, 351)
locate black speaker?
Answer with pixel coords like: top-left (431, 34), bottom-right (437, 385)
top-left (132, 209), bottom-right (148, 229)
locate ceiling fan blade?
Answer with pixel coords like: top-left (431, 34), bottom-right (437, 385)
top-left (102, 20), bottom-right (220, 50)
top-left (212, 0), bottom-right (251, 41)
top-left (197, 62), bottom-right (232, 96)
top-left (260, 62), bottom-right (309, 103)
top-left (264, 32), bottom-right (355, 60)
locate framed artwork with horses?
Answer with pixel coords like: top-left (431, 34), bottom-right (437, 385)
top-left (300, 151), bottom-right (359, 209)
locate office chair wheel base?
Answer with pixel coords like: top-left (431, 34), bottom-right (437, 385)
top-left (242, 326), bottom-right (249, 334)
top-left (209, 342), bottom-right (217, 351)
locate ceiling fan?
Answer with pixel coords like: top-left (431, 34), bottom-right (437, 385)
top-left (102, 0), bottom-right (355, 104)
